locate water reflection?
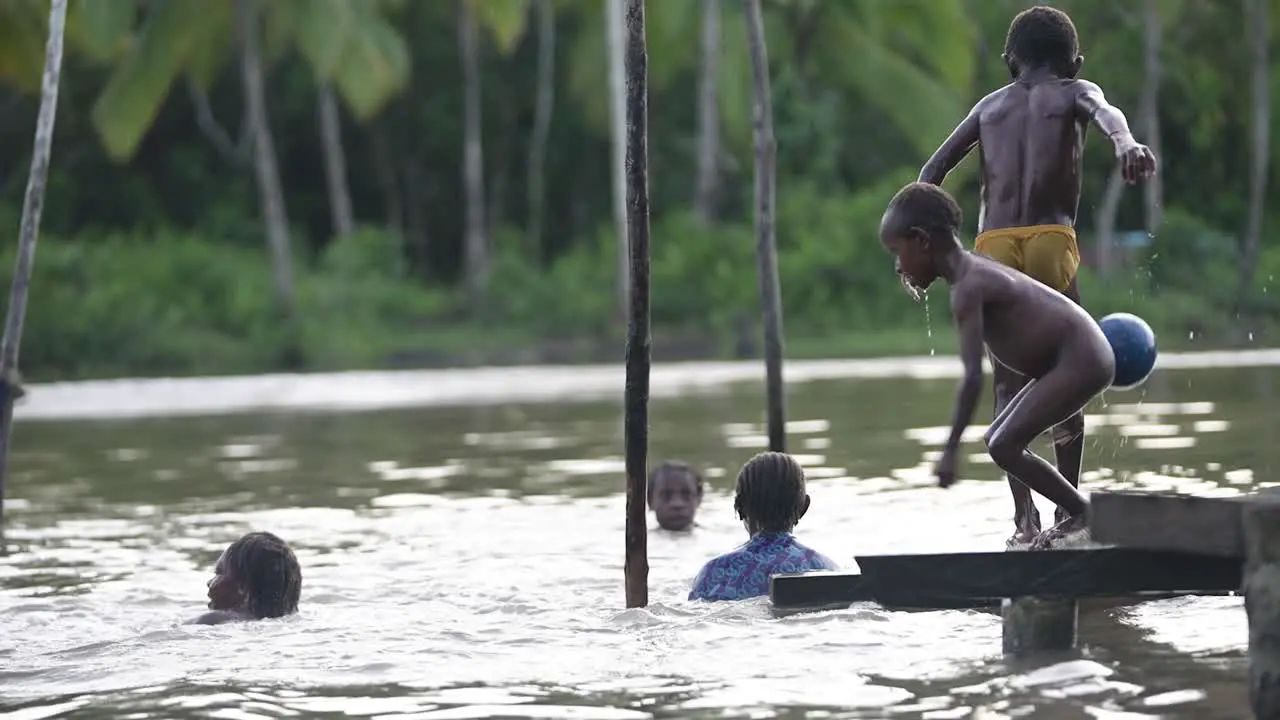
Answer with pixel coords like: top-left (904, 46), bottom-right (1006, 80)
top-left (0, 366), bottom-right (1276, 718)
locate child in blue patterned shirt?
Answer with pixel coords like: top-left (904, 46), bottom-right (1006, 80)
top-left (688, 452), bottom-right (838, 601)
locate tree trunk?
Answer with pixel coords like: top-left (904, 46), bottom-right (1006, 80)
top-left (1140, 0), bottom-right (1164, 234)
top-left (1240, 0), bottom-right (1270, 298)
top-left (525, 0), bottom-right (556, 257)
top-left (236, 0), bottom-right (294, 318)
top-left (459, 0), bottom-right (489, 313)
top-left (606, 0), bottom-right (629, 318)
top-left (1096, 1), bottom-right (1164, 276)
top-left (1095, 167), bottom-right (1124, 276)
top-left (743, 0), bottom-right (786, 453)
top-left (371, 126), bottom-right (403, 236)
top-left (317, 82), bottom-right (355, 239)
top-left (693, 0), bottom-right (721, 225)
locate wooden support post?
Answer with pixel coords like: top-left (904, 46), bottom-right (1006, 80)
top-left (741, 0), bottom-right (786, 453)
top-left (1001, 596), bottom-right (1078, 656)
top-left (621, 0), bottom-right (651, 609)
top-left (0, 0), bottom-right (67, 554)
top-left (1243, 501), bottom-right (1280, 718)
top-left (1001, 541), bottom-right (1077, 656)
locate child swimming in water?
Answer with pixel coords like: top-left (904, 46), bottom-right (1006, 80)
top-left (879, 182), bottom-right (1116, 549)
top-left (649, 460), bottom-right (704, 532)
top-left (193, 531), bottom-right (302, 624)
top-left (688, 452), bottom-right (838, 601)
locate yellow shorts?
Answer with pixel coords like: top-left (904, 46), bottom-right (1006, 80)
top-left (974, 224), bottom-right (1081, 292)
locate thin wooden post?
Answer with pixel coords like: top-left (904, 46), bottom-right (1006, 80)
top-left (621, 0), bottom-right (651, 609)
top-left (1243, 500), bottom-right (1280, 718)
top-left (0, 0), bottom-right (68, 554)
top-left (742, 0), bottom-right (785, 453)
top-left (1001, 596), bottom-right (1078, 656)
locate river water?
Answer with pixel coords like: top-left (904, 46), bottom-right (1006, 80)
top-left (1, 355), bottom-right (1277, 719)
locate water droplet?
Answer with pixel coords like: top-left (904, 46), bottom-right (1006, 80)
top-left (1188, 330), bottom-right (1196, 340)
top-left (923, 292), bottom-right (935, 356)
top-left (1249, 332), bottom-right (1254, 342)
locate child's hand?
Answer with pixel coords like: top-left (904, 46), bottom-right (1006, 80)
top-left (935, 449), bottom-right (958, 489)
top-left (1116, 140), bottom-right (1157, 184)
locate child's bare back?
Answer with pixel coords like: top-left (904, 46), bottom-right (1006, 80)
top-left (973, 79), bottom-right (1103, 231)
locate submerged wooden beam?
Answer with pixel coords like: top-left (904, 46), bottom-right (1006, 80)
top-left (1089, 490), bottom-right (1280, 558)
top-left (770, 548), bottom-right (1242, 610)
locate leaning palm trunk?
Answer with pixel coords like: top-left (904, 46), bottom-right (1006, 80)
top-left (236, 0), bottom-right (295, 318)
top-left (317, 83), bottom-right (356, 238)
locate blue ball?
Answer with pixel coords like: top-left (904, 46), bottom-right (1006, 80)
top-left (1099, 312), bottom-right (1158, 390)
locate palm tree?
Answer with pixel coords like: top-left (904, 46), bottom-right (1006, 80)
top-left (235, 0), bottom-right (294, 318)
top-left (527, 0), bottom-right (557, 254)
top-left (456, 0), bottom-right (536, 312)
top-left (694, 0), bottom-right (721, 226)
top-left (77, 0), bottom-right (412, 314)
top-left (291, 0), bottom-right (410, 239)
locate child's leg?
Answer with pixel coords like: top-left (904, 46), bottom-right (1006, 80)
top-left (1052, 276), bottom-right (1087, 526)
top-left (983, 365), bottom-right (1103, 539)
top-left (990, 354), bottom-right (1041, 545)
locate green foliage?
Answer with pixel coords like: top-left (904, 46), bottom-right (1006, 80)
top-left (0, 228), bottom-right (448, 380)
top-left (0, 0), bottom-right (1276, 379)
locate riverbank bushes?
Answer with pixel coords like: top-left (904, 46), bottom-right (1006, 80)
top-left (2, 175), bottom-right (1276, 381)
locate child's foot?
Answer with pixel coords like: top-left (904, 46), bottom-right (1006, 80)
top-left (1007, 505), bottom-right (1041, 548)
top-left (1006, 519), bottom-right (1041, 549)
top-left (1054, 506), bottom-right (1071, 526)
top-left (1029, 514), bottom-right (1087, 550)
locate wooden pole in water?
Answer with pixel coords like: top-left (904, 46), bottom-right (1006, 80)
top-left (742, 0), bottom-right (786, 453)
top-left (621, 0), bottom-right (651, 609)
top-left (1243, 500), bottom-right (1280, 718)
top-left (0, 0), bottom-right (67, 555)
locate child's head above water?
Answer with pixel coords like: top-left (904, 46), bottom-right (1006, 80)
top-left (1003, 6), bottom-right (1082, 80)
top-left (648, 460), bottom-right (704, 531)
top-left (879, 181), bottom-right (964, 299)
top-left (733, 451), bottom-right (811, 535)
top-left (206, 531), bottom-right (302, 619)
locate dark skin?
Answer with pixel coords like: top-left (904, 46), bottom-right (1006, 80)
top-left (192, 549), bottom-right (251, 625)
top-left (649, 469), bottom-right (703, 532)
top-left (880, 207), bottom-right (1115, 549)
top-left (742, 495), bottom-right (810, 536)
top-left (918, 53), bottom-right (1156, 544)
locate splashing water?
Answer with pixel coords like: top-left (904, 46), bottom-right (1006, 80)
top-left (924, 291), bottom-right (935, 356)
top-left (900, 273), bottom-right (922, 303)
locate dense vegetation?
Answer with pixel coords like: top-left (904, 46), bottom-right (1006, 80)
top-left (0, 0), bottom-right (1276, 380)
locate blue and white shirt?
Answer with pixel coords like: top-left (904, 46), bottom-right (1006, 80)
top-left (688, 531), bottom-right (839, 602)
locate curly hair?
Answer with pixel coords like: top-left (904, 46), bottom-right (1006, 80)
top-left (886, 181), bottom-right (963, 243)
top-left (732, 452), bottom-right (808, 533)
top-left (1004, 6), bottom-right (1079, 74)
top-left (223, 531), bottom-right (302, 619)
top-left (647, 460), bottom-right (705, 506)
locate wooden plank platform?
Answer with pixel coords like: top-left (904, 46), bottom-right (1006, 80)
top-left (1089, 489), bottom-right (1280, 557)
top-left (770, 548), bottom-right (1242, 610)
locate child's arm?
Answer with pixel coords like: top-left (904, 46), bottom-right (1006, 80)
top-left (918, 106), bottom-right (981, 185)
top-left (1075, 81), bottom-right (1157, 183)
top-left (942, 282), bottom-right (985, 467)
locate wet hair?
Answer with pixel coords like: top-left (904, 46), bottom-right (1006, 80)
top-left (647, 460), bottom-right (705, 506)
top-left (1004, 6), bottom-right (1079, 73)
top-left (886, 182), bottom-right (963, 245)
top-left (732, 452), bottom-right (808, 533)
top-left (224, 531), bottom-right (302, 619)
